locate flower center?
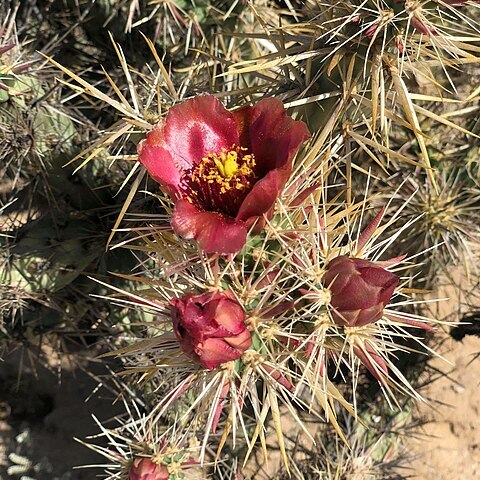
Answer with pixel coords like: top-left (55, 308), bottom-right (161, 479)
top-left (214, 150), bottom-right (241, 179)
top-left (193, 146), bottom-right (255, 190)
top-left (183, 145), bottom-right (257, 217)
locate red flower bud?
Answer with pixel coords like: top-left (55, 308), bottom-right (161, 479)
top-left (324, 256), bottom-right (399, 327)
top-left (170, 290), bottom-right (252, 370)
top-left (129, 458), bottom-right (169, 480)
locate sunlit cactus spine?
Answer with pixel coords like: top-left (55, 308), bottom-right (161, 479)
top-left (81, 402), bottom-right (206, 480)
top-left (85, 90), bottom-right (446, 474)
top-left (34, 0), bottom-right (480, 477)
top-left (1, 8), bottom-right (78, 180)
top-left (227, 0), bottom-right (480, 190)
top-left (272, 408), bottom-right (413, 480)
top-left (374, 170), bottom-right (480, 287)
top-left (0, 8), bottom-right (140, 358)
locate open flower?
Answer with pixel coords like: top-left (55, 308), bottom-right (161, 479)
top-left (170, 290), bottom-right (252, 370)
top-left (138, 95), bottom-right (309, 254)
top-left (324, 256), bottom-right (399, 327)
top-left (129, 458), bottom-right (168, 480)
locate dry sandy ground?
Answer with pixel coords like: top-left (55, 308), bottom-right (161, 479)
top-left (409, 334), bottom-right (480, 480)
top-left (408, 271), bottom-right (480, 480)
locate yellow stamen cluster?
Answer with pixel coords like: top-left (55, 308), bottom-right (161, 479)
top-left (192, 146), bottom-right (256, 194)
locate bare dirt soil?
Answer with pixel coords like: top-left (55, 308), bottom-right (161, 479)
top-left (0, 348), bottom-right (120, 480)
top-left (408, 272), bottom-right (480, 480)
top-left (409, 334), bottom-right (480, 480)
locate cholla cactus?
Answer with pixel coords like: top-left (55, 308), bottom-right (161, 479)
top-left (0, 7), bottom-right (145, 362)
top-left (376, 170), bottom-right (480, 285)
top-left (38, 0), bottom-right (480, 477)
top-left (225, 0), bottom-right (480, 190)
top-left (273, 409), bottom-right (413, 480)
top-left (0, 6), bottom-right (78, 180)
top-left (121, 0), bottom-right (249, 48)
top-left (87, 93), bottom-right (443, 472)
top-left (81, 402), bottom-right (205, 480)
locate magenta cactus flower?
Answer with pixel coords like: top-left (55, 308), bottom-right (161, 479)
top-left (170, 290), bottom-right (252, 369)
top-left (324, 255), bottom-right (400, 327)
top-left (137, 94), bottom-right (309, 254)
top-left (129, 458), bottom-right (169, 480)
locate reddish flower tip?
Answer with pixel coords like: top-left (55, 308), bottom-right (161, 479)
top-left (354, 342), bottom-right (389, 382)
top-left (129, 458), bottom-right (169, 480)
top-left (138, 94), bottom-right (310, 254)
top-left (170, 290), bottom-right (252, 370)
top-left (324, 255), bottom-right (400, 327)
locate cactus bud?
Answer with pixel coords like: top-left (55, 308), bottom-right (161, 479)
top-left (324, 256), bottom-right (399, 327)
top-left (170, 290), bottom-right (252, 369)
top-left (129, 458), bottom-right (169, 480)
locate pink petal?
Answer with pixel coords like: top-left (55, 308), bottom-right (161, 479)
top-left (325, 256), bottom-right (357, 282)
top-left (354, 304), bottom-right (385, 327)
top-left (411, 16), bottom-right (435, 36)
top-left (137, 128), bottom-right (184, 195)
top-left (384, 312), bottom-right (437, 332)
top-left (197, 337), bottom-right (242, 370)
top-left (212, 297), bottom-right (246, 334)
top-left (225, 328), bottom-right (252, 352)
top-left (248, 97), bottom-right (310, 175)
top-left (232, 105), bottom-right (254, 148)
top-left (356, 207), bottom-right (385, 253)
top-left (170, 298), bottom-right (196, 355)
top-left (360, 265), bottom-right (399, 290)
top-left (332, 279), bottom-right (382, 311)
top-left (331, 308), bottom-right (361, 327)
top-left (365, 23), bottom-right (379, 38)
top-left (172, 199), bottom-right (247, 254)
top-left (180, 300), bottom-right (217, 342)
top-left (354, 343), bottom-right (389, 382)
top-left (130, 458), bottom-right (169, 480)
top-left (262, 364), bottom-right (295, 392)
top-left (164, 95), bottom-right (239, 166)
top-left (289, 183), bottom-right (321, 207)
top-left (325, 271), bottom-right (353, 298)
top-left (374, 254), bottom-right (407, 267)
top-left (236, 169), bottom-right (286, 227)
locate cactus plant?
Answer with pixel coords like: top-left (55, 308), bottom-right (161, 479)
top-left (2, 0), bottom-right (480, 478)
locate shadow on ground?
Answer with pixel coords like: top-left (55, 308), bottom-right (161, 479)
top-left (0, 347), bottom-right (122, 480)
